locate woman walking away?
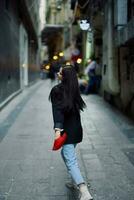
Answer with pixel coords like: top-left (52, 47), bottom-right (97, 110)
top-left (49, 65), bottom-right (93, 200)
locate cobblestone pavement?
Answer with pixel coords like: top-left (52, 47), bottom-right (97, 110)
top-left (0, 80), bottom-right (134, 200)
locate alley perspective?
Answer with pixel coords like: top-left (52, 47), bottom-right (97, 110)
top-left (1, 0), bottom-right (134, 199)
top-left (0, 80), bottom-right (134, 200)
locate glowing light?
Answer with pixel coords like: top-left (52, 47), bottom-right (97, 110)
top-left (53, 55), bottom-right (58, 60)
top-left (22, 63), bottom-right (26, 68)
top-left (66, 62), bottom-right (70, 65)
top-left (59, 52), bottom-right (64, 57)
top-left (87, 59), bottom-right (92, 63)
top-left (77, 58), bottom-right (82, 64)
top-left (45, 65), bottom-right (50, 70)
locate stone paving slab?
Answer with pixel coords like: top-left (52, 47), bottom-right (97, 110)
top-left (0, 80), bottom-right (134, 200)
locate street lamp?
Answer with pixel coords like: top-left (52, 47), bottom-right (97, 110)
top-left (53, 55), bottom-right (58, 60)
top-left (77, 58), bottom-right (82, 64)
top-left (56, 0), bottom-right (62, 10)
top-left (79, 20), bottom-right (90, 31)
top-left (59, 52), bottom-right (64, 57)
top-left (79, 19), bottom-right (91, 69)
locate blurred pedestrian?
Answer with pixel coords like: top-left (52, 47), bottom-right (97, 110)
top-left (48, 63), bottom-right (55, 81)
top-left (84, 57), bottom-right (101, 94)
top-left (84, 58), bottom-right (96, 94)
top-left (94, 57), bottom-right (102, 93)
top-left (49, 65), bottom-right (93, 200)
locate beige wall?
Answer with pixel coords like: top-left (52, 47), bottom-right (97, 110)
top-left (47, 0), bottom-right (72, 25)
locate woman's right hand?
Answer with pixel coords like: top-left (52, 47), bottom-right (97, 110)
top-left (55, 130), bottom-right (61, 140)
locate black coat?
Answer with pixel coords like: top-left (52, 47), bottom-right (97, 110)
top-left (50, 83), bottom-right (83, 144)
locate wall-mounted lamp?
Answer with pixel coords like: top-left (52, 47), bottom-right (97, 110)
top-left (56, 0), bottom-right (62, 10)
top-left (79, 20), bottom-right (91, 31)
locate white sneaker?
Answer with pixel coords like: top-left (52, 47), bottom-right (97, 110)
top-left (79, 184), bottom-right (93, 200)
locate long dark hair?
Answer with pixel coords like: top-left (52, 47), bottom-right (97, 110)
top-left (61, 65), bottom-right (86, 112)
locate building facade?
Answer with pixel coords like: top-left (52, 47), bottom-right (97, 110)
top-left (41, 0), bottom-right (73, 60)
top-left (71, 0), bottom-right (134, 119)
top-left (0, 0), bottom-right (41, 107)
top-left (114, 0), bottom-right (134, 117)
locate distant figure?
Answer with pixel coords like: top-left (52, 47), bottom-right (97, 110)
top-left (84, 57), bottom-right (101, 94)
top-left (94, 57), bottom-right (102, 93)
top-left (79, 78), bottom-right (88, 94)
top-left (48, 63), bottom-right (55, 81)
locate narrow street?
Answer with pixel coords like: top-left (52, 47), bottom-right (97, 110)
top-left (0, 80), bottom-right (134, 200)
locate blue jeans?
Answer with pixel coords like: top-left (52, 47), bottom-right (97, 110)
top-left (61, 144), bottom-right (84, 185)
